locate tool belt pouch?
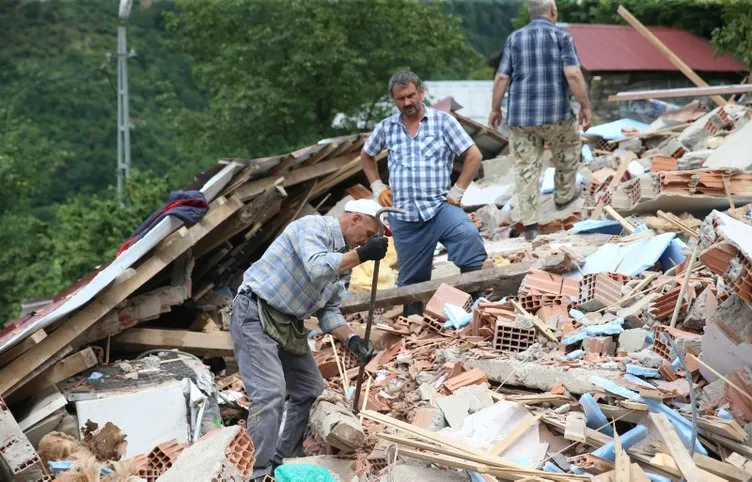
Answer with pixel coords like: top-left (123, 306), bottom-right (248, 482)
top-left (257, 297), bottom-right (309, 356)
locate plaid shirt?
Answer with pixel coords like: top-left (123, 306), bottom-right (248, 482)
top-left (364, 107), bottom-right (474, 222)
top-left (239, 215), bottom-right (349, 333)
top-left (498, 18), bottom-right (580, 127)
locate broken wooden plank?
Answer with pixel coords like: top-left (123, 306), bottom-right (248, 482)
top-left (614, 428), bottom-right (631, 482)
top-left (113, 328), bottom-right (234, 358)
top-left (648, 412), bottom-right (704, 482)
top-left (511, 300), bottom-right (558, 343)
top-left (0, 196), bottom-right (243, 395)
top-left (8, 347), bottom-right (98, 403)
top-left (235, 155), bottom-right (354, 201)
top-left (0, 330), bottom-right (47, 367)
top-left (341, 255), bottom-right (569, 314)
top-left (630, 463), bottom-right (650, 482)
top-left (491, 412), bottom-right (544, 456)
top-left (564, 412), bottom-right (587, 443)
top-left (592, 158), bottom-right (631, 219)
top-left (608, 84), bottom-right (752, 102)
top-left (617, 5), bottom-right (726, 107)
top-left (5, 345), bottom-right (74, 397)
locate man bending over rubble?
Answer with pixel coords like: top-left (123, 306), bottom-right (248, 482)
top-left (362, 70), bottom-right (488, 316)
top-left (230, 199), bottom-right (386, 480)
top-left (488, 0), bottom-right (592, 241)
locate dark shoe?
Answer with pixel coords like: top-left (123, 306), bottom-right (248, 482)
top-left (403, 301), bottom-right (423, 316)
top-left (524, 224), bottom-right (539, 242)
top-left (555, 184), bottom-right (582, 210)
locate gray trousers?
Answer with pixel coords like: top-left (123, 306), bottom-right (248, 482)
top-left (229, 293), bottom-right (325, 478)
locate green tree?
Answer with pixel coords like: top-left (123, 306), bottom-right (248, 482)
top-left (0, 170), bottom-right (173, 323)
top-left (166, 0), bottom-right (486, 159)
top-left (710, 0), bottom-right (752, 68)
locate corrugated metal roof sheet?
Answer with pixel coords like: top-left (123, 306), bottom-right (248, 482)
top-left (564, 24), bottom-right (748, 73)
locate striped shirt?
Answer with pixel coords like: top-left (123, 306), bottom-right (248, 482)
top-left (498, 18), bottom-right (580, 127)
top-left (364, 107), bottom-right (474, 222)
top-left (239, 215), bottom-right (349, 333)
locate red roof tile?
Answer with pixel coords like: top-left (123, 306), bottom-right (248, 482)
top-left (564, 24), bottom-right (748, 73)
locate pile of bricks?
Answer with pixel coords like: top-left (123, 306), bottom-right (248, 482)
top-left (652, 325), bottom-right (701, 361)
top-left (658, 170), bottom-right (752, 197)
top-left (493, 319), bottom-right (537, 353)
top-left (699, 211), bottom-right (752, 302)
top-left (520, 270), bottom-right (580, 302)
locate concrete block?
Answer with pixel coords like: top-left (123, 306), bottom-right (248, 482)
top-left (309, 393), bottom-right (365, 452)
top-left (683, 286), bottom-right (716, 330)
top-left (618, 328), bottom-right (648, 353)
top-left (464, 357), bottom-right (621, 395)
top-left (411, 407), bottom-right (446, 432)
top-left (157, 426), bottom-right (247, 482)
top-left (582, 336), bottom-right (616, 356)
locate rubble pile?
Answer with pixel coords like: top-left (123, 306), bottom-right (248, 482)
top-left (1, 94), bottom-right (752, 481)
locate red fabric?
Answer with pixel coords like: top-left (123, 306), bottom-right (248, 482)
top-left (116, 198), bottom-right (209, 256)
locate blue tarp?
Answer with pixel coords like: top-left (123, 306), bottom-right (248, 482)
top-left (569, 220), bottom-right (623, 235)
top-left (582, 232), bottom-right (678, 276)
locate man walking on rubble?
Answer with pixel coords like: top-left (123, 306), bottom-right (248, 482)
top-left (230, 199), bottom-right (387, 480)
top-left (362, 70), bottom-right (488, 316)
top-left (488, 0), bottom-right (592, 241)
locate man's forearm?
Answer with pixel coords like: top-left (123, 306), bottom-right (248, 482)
top-left (338, 250), bottom-right (361, 274)
top-left (361, 151), bottom-right (381, 184)
top-left (456, 145), bottom-right (483, 189)
top-left (565, 69), bottom-right (591, 110)
top-left (491, 74), bottom-right (510, 112)
top-left (330, 325), bottom-right (353, 344)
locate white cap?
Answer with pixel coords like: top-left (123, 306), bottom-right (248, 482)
top-left (344, 199), bottom-right (382, 218)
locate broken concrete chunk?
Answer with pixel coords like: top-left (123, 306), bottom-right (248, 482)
top-left (582, 336), bottom-right (616, 356)
top-left (310, 391), bottom-right (365, 451)
top-left (683, 286), bottom-right (716, 330)
top-left (618, 328), bottom-right (648, 353)
top-left (411, 406), bottom-right (447, 432)
top-left (157, 426), bottom-right (247, 481)
top-left (378, 464), bottom-right (469, 482)
top-left (626, 350), bottom-right (665, 369)
top-left (418, 383), bottom-right (436, 401)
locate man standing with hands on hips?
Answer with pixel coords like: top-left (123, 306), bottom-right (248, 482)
top-left (230, 199), bottom-right (387, 480)
top-left (361, 70), bottom-right (487, 316)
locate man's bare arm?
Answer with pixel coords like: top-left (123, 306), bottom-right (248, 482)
top-left (564, 66), bottom-right (592, 129)
top-left (488, 73), bottom-right (510, 128)
top-left (456, 145), bottom-right (483, 189)
top-left (361, 149), bottom-right (381, 185)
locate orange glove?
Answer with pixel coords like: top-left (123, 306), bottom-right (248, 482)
top-left (378, 188), bottom-right (393, 207)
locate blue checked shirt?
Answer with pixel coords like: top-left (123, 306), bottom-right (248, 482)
top-left (363, 107), bottom-right (474, 222)
top-left (498, 18), bottom-right (580, 127)
top-left (239, 215), bottom-right (349, 333)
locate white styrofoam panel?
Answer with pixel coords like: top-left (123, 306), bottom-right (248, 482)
top-left (75, 381), bottom-right (189, 458)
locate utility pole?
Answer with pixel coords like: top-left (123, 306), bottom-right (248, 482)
top-left (116, 0), bottom-right (134, 205)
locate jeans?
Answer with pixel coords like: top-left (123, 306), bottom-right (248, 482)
top-left (229, 293), bottom-right (325, 478)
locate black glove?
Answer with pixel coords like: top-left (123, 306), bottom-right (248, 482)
top-left (347, 335), bottom-right (375, 362)
top-left (355, 236), bottom-right (388, 262)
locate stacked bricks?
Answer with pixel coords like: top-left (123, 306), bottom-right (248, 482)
top-left (422, 314), bottom-right (446, 333)
top-left (652, 325), bottom-right (702, 361)
top-left (0, 396), bottom-right (47, 481)
top-left (650, 155), bottom-right (677, 172)
top-left (701, 241), bottom-right (752, 303)
top-left (650, 285), bottom-right (697, 320)
top-left (493, 319), bottom-right (536, 353)
top-left (577, 273), bottom-right (623, 312)
top-left (425, 283), bottom-right (472, 322)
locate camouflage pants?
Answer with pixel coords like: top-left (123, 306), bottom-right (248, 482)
top-left (509, 117), bottom-right (581, 227)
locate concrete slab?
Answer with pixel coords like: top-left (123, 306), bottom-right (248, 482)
top-left (284, 455), bottom-right (358, 482)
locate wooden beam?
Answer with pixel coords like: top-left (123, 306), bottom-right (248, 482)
top-left (340, 255), bottom-right (569, 314)
top-left (5, 345), bottom-right (74, 397)
top-left (511, 300), bottom-right (558, 343)
top-left (608, 84), bottom-right (752, 102)
top-left (8, 347), bottom-right (98, 403)
top-left (235, 154), bottom-right (355, 201)
top-left (0, 196), bottom-right (243, 395)
top-left (491, 412), bottom-right (544, 455)
top-left (693, 453), bottom-right (752, 482)
top-left (648, 412), bottom-right (704, 482)
top-left (0, 330), bottom-right (47, 367)
top-left (630, 463), bottom-right (651, 482)
top-left (605, 206), bottom-right (636, 234)
top-left (617, 5), bottom-right (726, 107)
top-left (614, 428), bottom-right (632, 482)
top-left (113, 328), bottom-right (234, 358)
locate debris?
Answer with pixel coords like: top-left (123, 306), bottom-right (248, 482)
top-left (309, 391), bottom-right (365, 451)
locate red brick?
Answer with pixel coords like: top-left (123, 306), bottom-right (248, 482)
top-left (725, 367), bottom-right (752, 423)
top-left (425, 283), bottom-right (472, 322)
top-left (582, 336), bottom-right (616, 356)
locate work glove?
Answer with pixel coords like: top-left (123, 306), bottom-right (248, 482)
top-left (347, 335), bottom-right (375, 362)
top-left (356, 236), bottom-right (388, 263)
top-left (447, 184), bottom-right (466, 206)
top-left (371, 180), bottom-right (393, 207)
